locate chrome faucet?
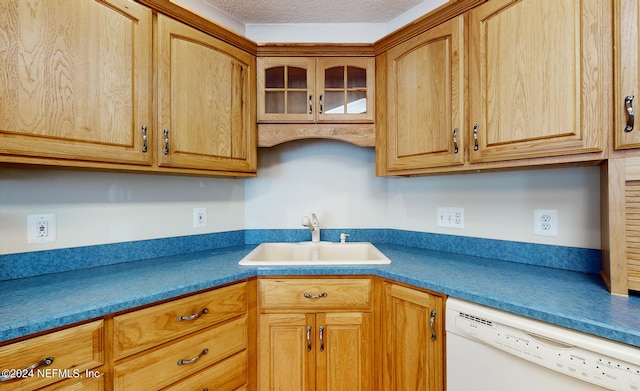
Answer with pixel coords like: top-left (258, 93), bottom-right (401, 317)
top-left (302, 213), bottom-right (321, 243)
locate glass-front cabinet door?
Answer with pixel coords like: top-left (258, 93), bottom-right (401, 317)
top-left (316, 57), bottom-right (374, 123)
top-left (257, 57), bottom-right (374, 123)
top-left (258, 57), bottom-right (315, 123)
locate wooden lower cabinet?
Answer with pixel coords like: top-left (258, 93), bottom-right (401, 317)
top-left (382, 282), bottom-right (444, 391)
top-left (257, 277), bottom-right (374, 391)
top-left (111, 281), bottom-right (251, 391)
top-left (258, 312), bottom-right (373, 391)
top-left (0, 321), bottom-right (104, 391)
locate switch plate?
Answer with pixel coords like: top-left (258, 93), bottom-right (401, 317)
top-left (534, 209), bottom-right (558, 237)
top-left (437, 207), bottom-right (464, 229)
top-left (27, 214), bottom-right (57, 243)
top-left (193, 208), bottom-right (207, 228)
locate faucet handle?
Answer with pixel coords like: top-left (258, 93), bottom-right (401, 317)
top-left (339, 233), bottom-right (350, 243)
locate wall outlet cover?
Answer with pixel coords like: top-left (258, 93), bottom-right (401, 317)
top-left (534, 209), bottom-right (558, 237)
top-left (27, 214), bottom-right (57, 244)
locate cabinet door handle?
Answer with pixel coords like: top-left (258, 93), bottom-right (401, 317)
top-left (177, 308), bottom-right (208, 322)
top-left (141, 125), bottom-right (148, 153)
top-left (625, 95), bottom-right (635, 132)
top-left (177, 348), bottom-right (208, 365)
top-left (306, 325), bottom-right (312, 352)
top-left (472, 124), bottom-right (479, 151)
top-left (0, 357), bottom-right (54, 382)
top-left (429, 310), bottom-right (437, 341)
top-left (309, 94), bottom-right (313, 114)
top-left (453, 128), bottom-right (459, 153)
top-left (304, 292), bottom-right (328, 299)
top-left (319, 94), bottom-right (324, 114)
top-left (163, 129), bottom-right (170, 155)
top-left (319, 325), bottom-right (325, 352)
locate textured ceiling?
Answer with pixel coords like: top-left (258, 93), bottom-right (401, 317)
top-left (202, 0), bottom-right (425, 23)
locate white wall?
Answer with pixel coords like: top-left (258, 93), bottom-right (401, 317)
top-left (0, 140), bottom-right (601, 255)
top-left (0, 168), bottom-right (245, 255)
top-left (245, 140), bottom-right (601, 249)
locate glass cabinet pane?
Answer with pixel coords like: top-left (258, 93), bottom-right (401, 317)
top-left (265, 67), bottom-right (284, 88)
top-left (347, 91), bottom-right (367, 114)
top-left (325, 66), bottom-right (345, 88)
top-left (288, 91), bottom-right (308, 114)
top-left (322, 65), bottom-right (368, 115)
top-left (265, 91), bottom-right (284, 113)
top-left (324, 91), bottom-right (344, 114)
top-left (288, 67), bottom-right (307, 89)
top-left (347, 66), bottom-right (366, 88)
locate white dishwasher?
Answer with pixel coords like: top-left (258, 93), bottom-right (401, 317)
top-left (446, 297), bottom-right (640, 391)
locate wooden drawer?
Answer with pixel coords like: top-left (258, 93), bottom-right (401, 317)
top-left (259, 278), bottom-right (372, 312)
top-left (162, 350), bottom-right (247, 391)
top-left (39, 375), bottom-right (104, 390)
top-left (0, 320), bottom-right (103, 391)
top-left (113, 282), bottom-right (247, 360)
top-left (114, 315), bottom-right (247, 391)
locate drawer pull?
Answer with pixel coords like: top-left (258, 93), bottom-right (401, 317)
top-left (0, 357), bottom-right (54, 382)
top-left (177, 308), bottom-right (209, 322)
top-left (303, 292), bottom-right (328, 300)
top-left (177, 348), bottom-right (208, 365)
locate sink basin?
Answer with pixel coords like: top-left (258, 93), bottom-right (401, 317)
top-left (238, 242), bottom-right (391, 266)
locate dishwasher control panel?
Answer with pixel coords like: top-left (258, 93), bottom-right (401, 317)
top-left (447, 298), bottom-right (640, 391)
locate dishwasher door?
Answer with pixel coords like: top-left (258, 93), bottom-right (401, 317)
top-left (445, 297), bottom-right (640, 391)
top-left (447, 332), bottom-right (607, 390)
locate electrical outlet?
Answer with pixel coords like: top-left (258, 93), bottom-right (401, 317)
top-left (193, 208), bottom-right (207, 228)
top-left (437, 207), bottom-right (464, 229)
top-left (27, 214), bottom-right (57, 243)
top-left (534, 209), bottom-right (558, 237)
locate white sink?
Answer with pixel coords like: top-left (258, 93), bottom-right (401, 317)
top-left (238, 242), bottom-right (391, 266)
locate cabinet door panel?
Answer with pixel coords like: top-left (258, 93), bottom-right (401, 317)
top-left (157, 15), bottom-right (255, 172)
top-left (468, 0), bottom-right (606, 162)
top-left (258, 314), bottom-right (315, 391)
top-left (615, 0), bottom-right (640, 149)
top-left (386, 16), bottom-right (464, 170)
top-left (0, 0), bottom-right (152, 165)
top-left (257, 58), bottom-right (315, 123)
top-left (383, 284), bottom-right (444, 391)
top-left (316, 58), bottom-right (375, 123)
top-left (316, 313), bottom-right (373, 391)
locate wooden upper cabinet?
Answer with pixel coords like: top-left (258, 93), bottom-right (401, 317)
top-left (316, 58), bottom-right (375, 123)
top-left (385, 16), bottom-right (465, 171)
top-left (156, 15), bottom-right (256, 173)
top-left (467, 0), bottom-right (608, 163)
top-left (615, 0), bottom-right (640, 150)
top-left (257, 57), bottom-right (375, 124)
top-left (258, 57), bottom-right (316, 123)
top-left (0, 0), bottom-right (153, 165)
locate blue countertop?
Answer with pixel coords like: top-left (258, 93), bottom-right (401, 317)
top-left (1, 243), bottom-right (639, 348)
